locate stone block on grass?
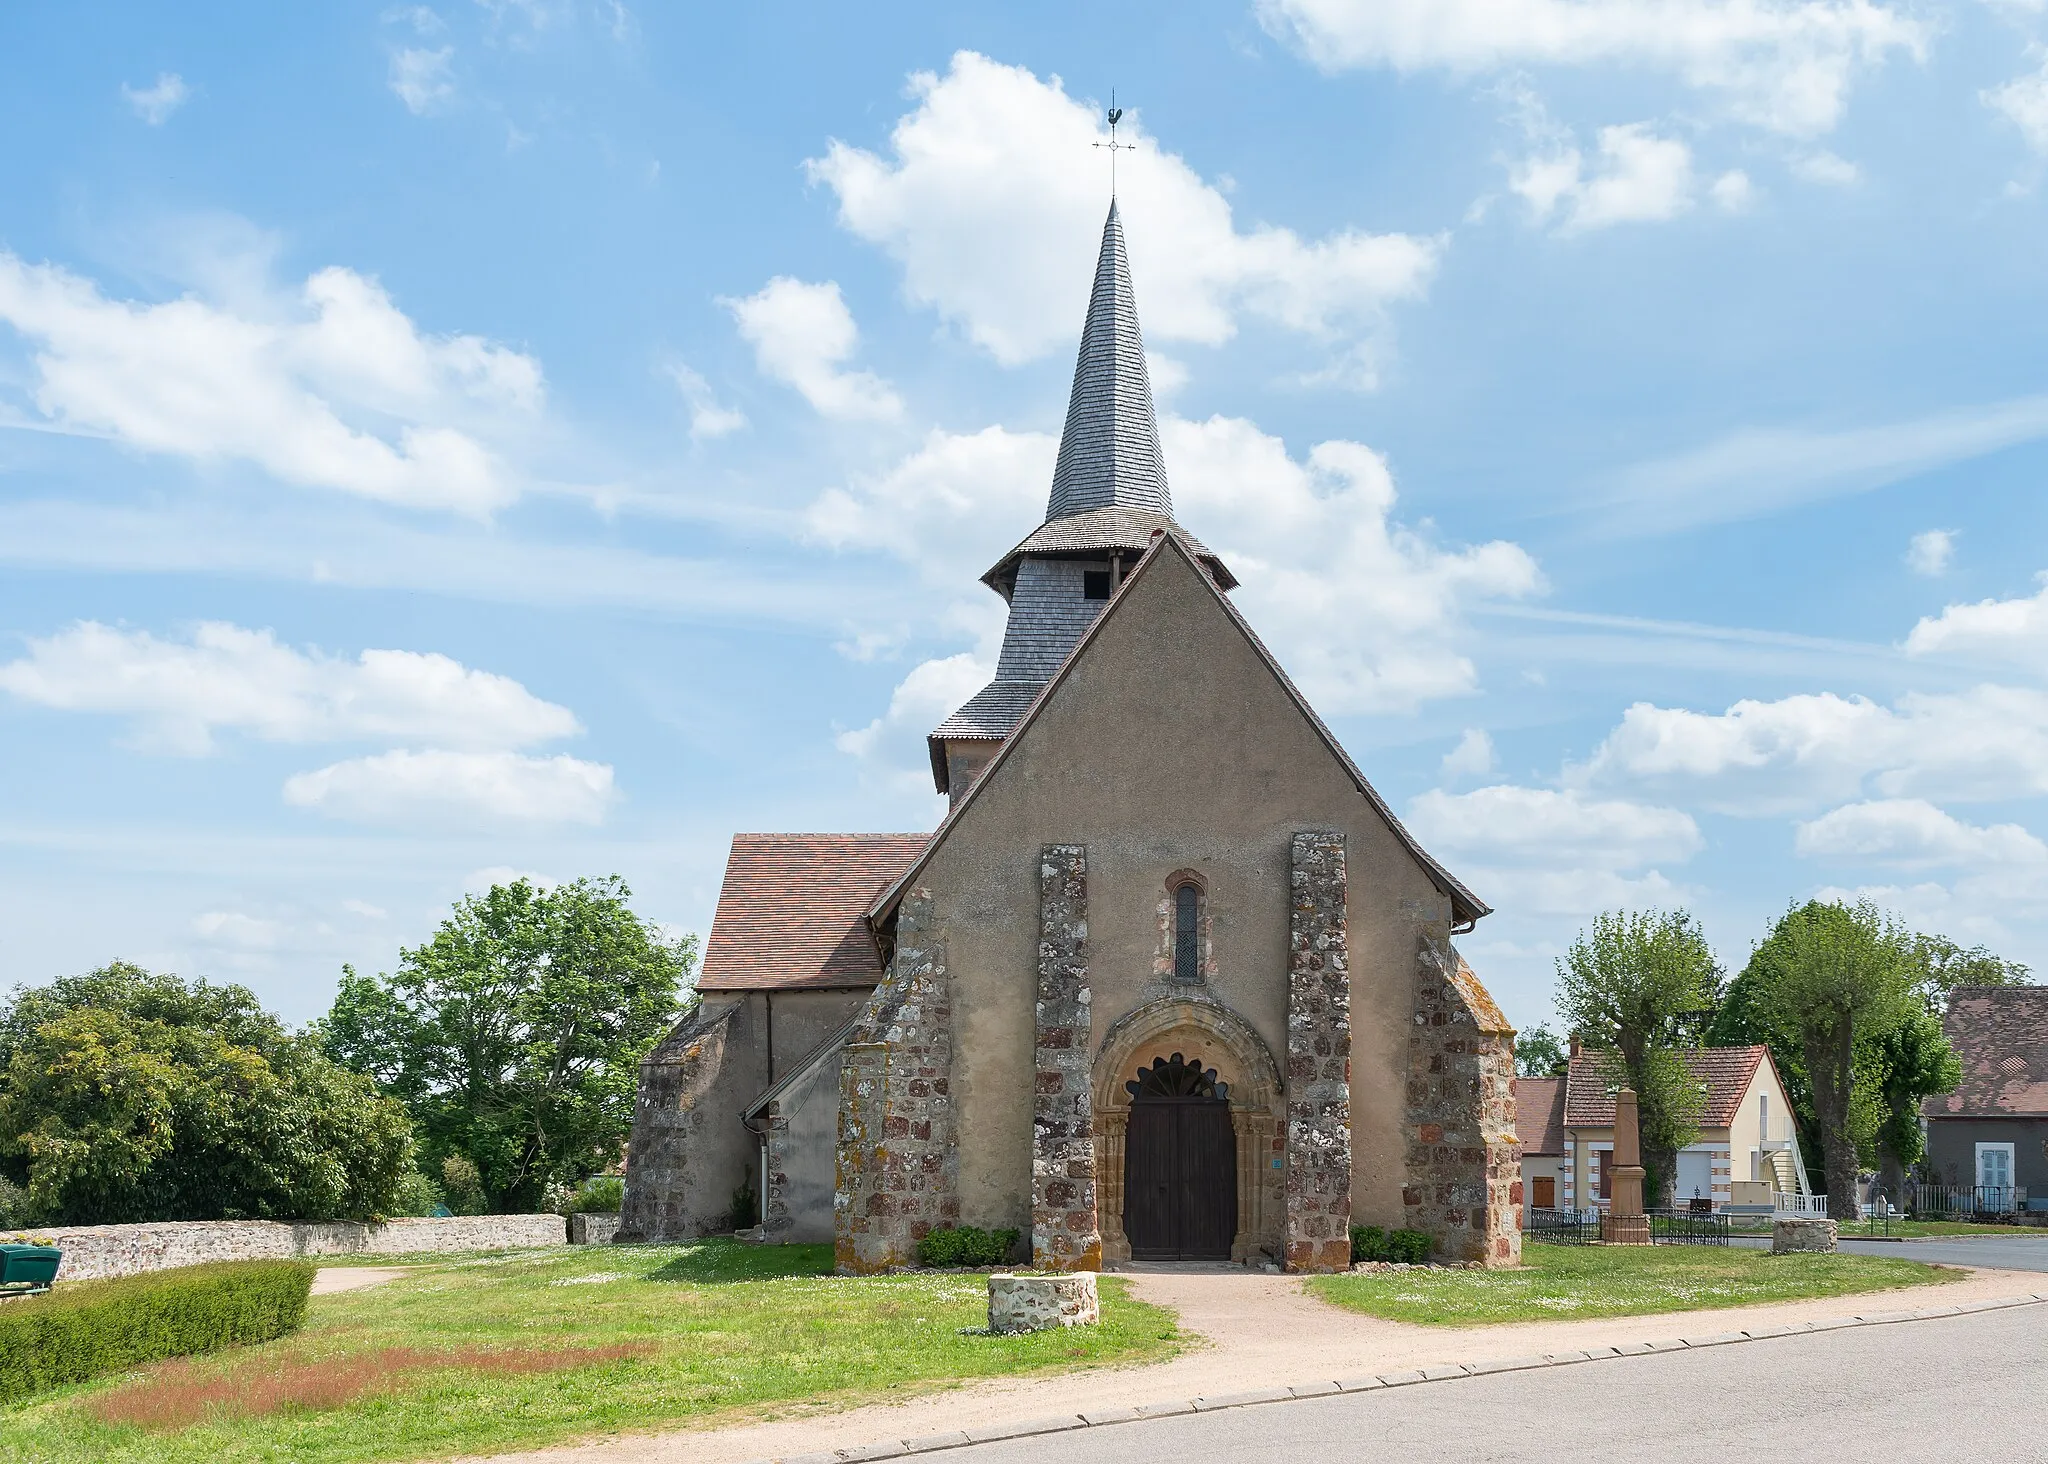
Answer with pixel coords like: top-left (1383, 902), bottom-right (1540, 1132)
top-left (1771, 1218), bottom-right (1837, 1254)
top-left (987, 1272), bottom-right (1099, 1334)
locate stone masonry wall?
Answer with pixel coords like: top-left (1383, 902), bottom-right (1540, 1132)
top-left (835, 889), bottom-right (959, 1273)
top-left (1285, 830), bottom-right (1353, 1272)
top-left (36, 1215), bottom-right (568, 1282)
top-left (1404, 934), bottom-right (1522, 1267)
top-left (1034, 843), bottom-right (1101, 1270)
top-left (619, 1002), bottom-right (742, 1241)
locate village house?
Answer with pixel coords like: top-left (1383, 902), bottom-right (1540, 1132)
top-left (1925, 985), bottom-right (2048, 1210)
top-left (616, 201), bottom-right (1522, 1273)
top-left (1517, 1044), bottom-right (1811, 1215)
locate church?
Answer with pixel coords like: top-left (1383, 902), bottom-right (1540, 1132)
top-left (618, 201), bottom-right (1521, 1274)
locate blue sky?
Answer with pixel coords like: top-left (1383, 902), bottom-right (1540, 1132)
top-left (5, 0), bottom-right (2048, 1029)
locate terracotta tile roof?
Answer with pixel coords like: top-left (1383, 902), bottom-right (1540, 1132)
top-left (695, 834), bottom-right (930, 992)
top-left (1514, 1077), bottom-right (1566, 1155)
top-left (1928, 985), bottom-right (2048, 1119)
top-left (1563, 1046), bottom-right (1768, 1130)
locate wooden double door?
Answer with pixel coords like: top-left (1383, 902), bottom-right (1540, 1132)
top-left (1123, 1096), bottom-right (1238, 1260)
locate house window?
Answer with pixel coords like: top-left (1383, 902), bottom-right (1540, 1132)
top-left (1173, 882), bottom-right (1200, 982)
top-left (1532, 1175), bottom-right (1555, 1208)
top-left (1977, 1142), bottom-right (2015, 1197)
top-left (1083, 570), bottom-right (1112, 600)
top-left (1595, 1150), bottom-right (1612, 1200)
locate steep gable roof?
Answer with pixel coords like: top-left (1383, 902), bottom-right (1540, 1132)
top-left (1928, 985), bottom-right (2048, 1119)
top-left (697, 833), bottom-right (929, 992)
top-left (1514, 1077), bottom-right (1567, 1156)
top-left (1563, 1046), bottom-right (1769, 1130)
top-left (871, 529), bottom-right (1488, 929)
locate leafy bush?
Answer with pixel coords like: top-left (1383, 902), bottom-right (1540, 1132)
top-left (0, 1176), bottom-right (32, 1229)
top-left (568, 1175), bottom-right (624, 1213)
top-left (915, 1225), bottom-right (1020, 1267)
top-left (388, 1168), bottom-right (445, 1217)
top-left (729, 1178), bottom-right (759, 1230)
top-left (440, 1155), bottom-right (486, 1216)
top-left (0, 1259), bottom-right (313, 1404)
top-left (1351, 1225), bottom-right (1431, 1264)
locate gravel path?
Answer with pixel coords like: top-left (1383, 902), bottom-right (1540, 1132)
top-left (465, 1261), bottom-right (2041, 1464)
top-left (311, 1266), bottom-right (411, 1295)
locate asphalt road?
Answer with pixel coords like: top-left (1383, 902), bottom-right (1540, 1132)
top-left (1731, 1232), bottom-right (2048, 1271)
top-left (948, 1304), bottom-right (2048, 1464)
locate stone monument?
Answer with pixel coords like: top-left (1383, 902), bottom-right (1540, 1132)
top-left (1599, 1086), bottom-right (1652, 1245)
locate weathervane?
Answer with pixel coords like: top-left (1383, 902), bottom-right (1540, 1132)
top-left (1092, 92), bottom-right (1131, 196)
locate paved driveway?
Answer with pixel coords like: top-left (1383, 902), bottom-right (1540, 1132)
top-left (945, 1303), bottom-right (2048, 1464)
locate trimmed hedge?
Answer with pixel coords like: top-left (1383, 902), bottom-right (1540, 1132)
top-left (1350, 1225), bottom-right (1431, 1265)
top-left (915, 1225), bottom-right (1021, 1267)
top-left (0, 1259), bottom-right (314, 1405)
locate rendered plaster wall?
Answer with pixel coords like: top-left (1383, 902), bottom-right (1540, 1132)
top-left (1926, 1117), bottom-right (2048, 1191)
top-left (43, 1215), bottom-right (568, 1282)
top-left (762, 1035), bottom-right (847, 1243)
top-left (910, 542), bottom-right (1457, 1240)
top-left (620, 988), bottom-right (868, 1242)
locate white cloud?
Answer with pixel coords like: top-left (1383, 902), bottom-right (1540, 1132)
top-left (284, 750), bottom-right (613, 825)
top-left (1790, 149), bottom-right (1860, 185)
top-left (1259, 0), bottom-right (1925, 136)
top-left (808, 425), bottom-right (1054, 586)
top-left (0, 252), bottom-right (541, 514)
top-left (834, 652), bottom-right (989, 796)
top-left (1165, 416), bottom-right (1544, 713)
top-left (122, 73), bottom-right (190, 125)
top-left (1986, 55), bottom-right (2048, 154)
top-left (1795, 798), bottom-right (2048, 867)
top-left (1514, 123), bottom-right (1698, 232)
top-left (390, 46), bottom-right (456, 115)
top-left (341, 898), bottom-right (388, 919)
top-left (464, 865), bottom-right (560, 892)
top-left (1442, 728), bottom-right (1497, 780)
top-left (663, 361), bottom-right (746, 439)
top-left (0, 620), bottom-right (578, 755)
top-left (723, 277), bottom-right (901, 422)
top-left (1408, 784), bottom-right (1703, 865)
top-left (1905, 528), bottom-right (1956, 576)
top-left (1574, 685), bottom-right (2048, 810)
top-left (1407, 784), bottom-right (1699, 916)
top-left (1903, 573), bottom-right (2048, 667)
top-left (805, 52), bottom-right (1440, 380)
top-left (1710, 168), bottom-right (1757, 210)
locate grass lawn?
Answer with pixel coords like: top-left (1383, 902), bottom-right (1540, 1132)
top-left (1306, 1241), bottom-right (1953, 1326)
top-left (0, 1241), bottom-right (1179, 1464)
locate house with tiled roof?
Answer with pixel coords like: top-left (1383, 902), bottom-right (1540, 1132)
top-left (619, 199), bottom-right (1521, 1274)
top-left (1538, 1042), bottom-right (1810, 1213)
top-left (1924, 986), bottom-right (2048, 1207)
top-left (1512, 1076), bottom-right (1567, 1216)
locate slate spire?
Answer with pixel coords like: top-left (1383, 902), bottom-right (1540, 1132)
top-left (1045, 200), bottom-right (1172, 522)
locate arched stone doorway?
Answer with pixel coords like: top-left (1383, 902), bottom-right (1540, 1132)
top-left (1093, 995), bottom-right (1283, 1264)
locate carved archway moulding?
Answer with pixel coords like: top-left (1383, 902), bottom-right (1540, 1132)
top-left (1091, 993), bottom-right (1284, 1263)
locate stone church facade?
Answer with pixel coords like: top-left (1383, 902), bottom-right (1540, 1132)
top-left (619, 203), bottom-right (1521, 1273)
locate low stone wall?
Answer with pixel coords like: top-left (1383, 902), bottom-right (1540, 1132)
top-left (1772, 1218), bottom-right (1838, 1254)
top-left (33, 1214), bottom-right (569, 1282)
top-left (987, 1272), bottom-right (1099, 1334)
top-left (569, 1212), bottom-right (622, 1245)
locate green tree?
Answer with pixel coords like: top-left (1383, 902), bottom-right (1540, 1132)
top-left (1554, 910), bottom-right (1723, 1207)
top-left (1750, 901), bottom-right (1918, 1220)
top-left (1864, 1005), bottom-right (1959, 1198)
top-left (0, 963), bottom-right (414, 1225)
top-left (324, 876), bottom-right (695, 1212)
top-left (1909, 935), bottom-right (2030, 1005)
top-left (1514, 1023), bottom-right (1568, 1078)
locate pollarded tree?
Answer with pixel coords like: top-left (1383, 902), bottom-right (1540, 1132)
top-left (1554, 910), bottom-right (1722, 1208)
top-left (324, 876), bottom-right (695, 1212)
top-left (1754, 900), bottom-right (1917, 1221)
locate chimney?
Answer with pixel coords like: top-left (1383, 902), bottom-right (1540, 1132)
top-left (1569, 1032), bottom-right (1582, 1059)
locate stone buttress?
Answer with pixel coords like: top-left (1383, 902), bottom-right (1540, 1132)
top-left (1285, 830), bottom-right (1354, 1272)
top-left (619, 1003), bottom-right (746, 1242)
top-left (1404, 934), bottom-right (1522, 1266)
top-left (1033, 843), bottom-right (1101, 1269)
top-left (835, 889), bottom-right (959, 1272)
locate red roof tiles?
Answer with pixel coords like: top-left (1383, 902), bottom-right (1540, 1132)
top-left (1513, 1077), bottom-right (1566, 1155)
top-left (695, 834), bottom-right (929, 992)
top-left (1929, 986), bottom-right (2048, 1119)
top-left (1563, 1046), bottom-right (1769, 1130)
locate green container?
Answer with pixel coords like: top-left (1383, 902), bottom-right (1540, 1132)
top-left (0, 1244), bottom-right (61, 1290)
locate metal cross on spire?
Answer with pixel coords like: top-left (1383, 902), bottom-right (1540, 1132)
top-left (1092, 93), bottom-right (1131, 197)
